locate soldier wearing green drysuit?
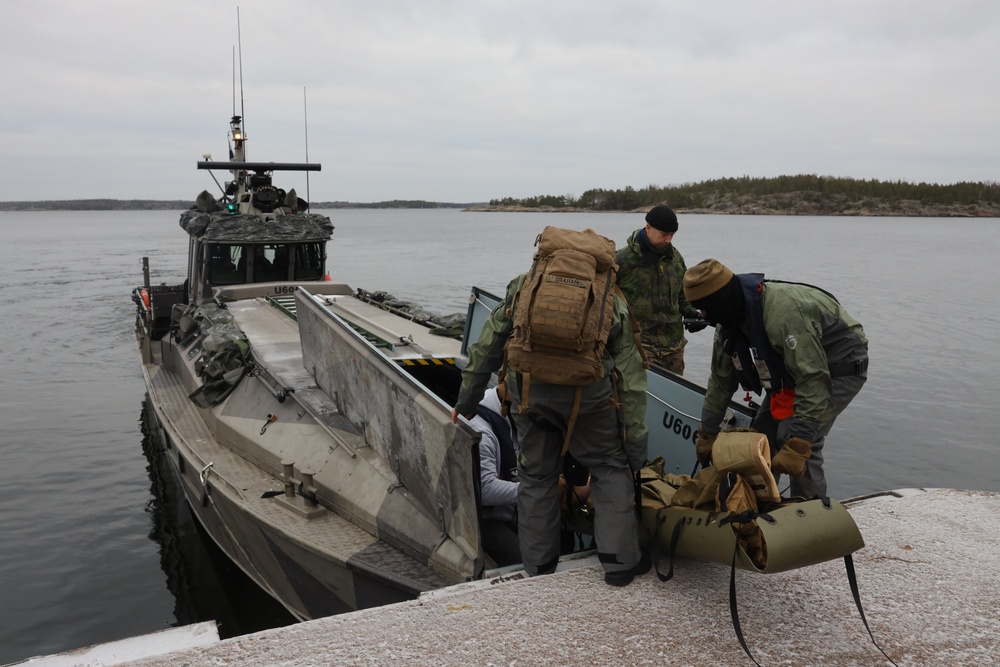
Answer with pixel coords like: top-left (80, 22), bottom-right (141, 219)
top-left (453, 272), bottom-right (650, 586)
top-left (615, 205), bottom-right (705, 375)
top-left (683, 259), bottom-right (869, 499)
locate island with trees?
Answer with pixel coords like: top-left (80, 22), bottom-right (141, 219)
top-left (3, 175), bottom-right (998, 216)
top-left (477, 175), bottom-right (1000, 217)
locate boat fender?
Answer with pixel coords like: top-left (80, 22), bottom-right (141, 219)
top-left (140, 288), bottom-right (151, 311)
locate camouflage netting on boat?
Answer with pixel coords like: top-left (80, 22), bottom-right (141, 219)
top-left (179, 209), bottom-right (334, 242)
top-left (357, 289), bottom-right (466, 339)
top-left (172, 300), bottom-right (251, 408)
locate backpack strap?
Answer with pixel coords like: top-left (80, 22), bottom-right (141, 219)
top-left (592, 268), bottom-right (616, 353)
top-left (518, 371), bottom-right (532, 414)
top-left (496, 374), bottom-right (510, 417)
top-left (560, 386), bottom-right (584, 457)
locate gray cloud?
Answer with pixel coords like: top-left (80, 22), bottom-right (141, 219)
top-left (2, 0), bottom-right (998, 202)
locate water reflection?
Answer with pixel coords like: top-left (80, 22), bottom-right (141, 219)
top-left (139, 400), bottom-right (296, 638)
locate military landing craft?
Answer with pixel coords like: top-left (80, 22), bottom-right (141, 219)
top-left (134, 112), bottom-right (488, 619)
top-left (133, 111), bottom-right (755, 621)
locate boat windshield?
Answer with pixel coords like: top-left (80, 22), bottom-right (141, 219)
top-left (205, 242), bottom-right (324, 285)
top-left (253, 244), bottom-right (290, 282)
top-left (295, 243), bottom-right (324, 280)
top-left (208, 244), bottom-right (246, 285)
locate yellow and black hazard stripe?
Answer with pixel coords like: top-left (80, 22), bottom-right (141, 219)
top-left (397, 358), bottom-right (456, 367)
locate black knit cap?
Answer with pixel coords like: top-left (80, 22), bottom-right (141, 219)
top-left (645, 205), bottom-right (678, 233)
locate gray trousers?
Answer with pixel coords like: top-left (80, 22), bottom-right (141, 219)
top-left (753, 373), bottom-right (867, 499)
top-left (509, 375), bottom-right (640, 576)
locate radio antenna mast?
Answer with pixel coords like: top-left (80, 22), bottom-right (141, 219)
top-left (237, 6), bottom-right (246, 158)
top-left (303, 87), bottom-right (311, 212)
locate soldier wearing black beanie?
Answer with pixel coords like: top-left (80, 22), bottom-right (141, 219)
top-left (614, 204), bottom-right (704, 375)
top-left (645, 204), bottom-right (678, 233)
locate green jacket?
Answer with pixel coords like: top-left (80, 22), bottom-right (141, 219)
top-left (456, 274), bottom-right (649, 465)
top-left (701, 281), bottom-right (868, 441)
top-left (615, 229), bottom-right (699, 355)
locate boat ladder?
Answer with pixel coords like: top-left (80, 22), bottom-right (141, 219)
top-left (266, 294), bottom-right (394, 350)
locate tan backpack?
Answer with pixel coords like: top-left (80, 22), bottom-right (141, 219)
top-left (500, 227), bottom-right (621, 451)
top-left (505, 226), bottom-right (618, 385)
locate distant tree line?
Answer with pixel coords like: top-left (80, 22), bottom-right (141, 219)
top-left (489, 175), bottom-right (1000, 212)
top-left (0, 199), bottom-right (190, 211)
top-left (0, 199), bottom-right (484, 211)
top-left (315, 200), bottom-right (480, 209)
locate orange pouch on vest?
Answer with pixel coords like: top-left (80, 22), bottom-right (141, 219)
top-left (770, 388), bottom-right (795, 420)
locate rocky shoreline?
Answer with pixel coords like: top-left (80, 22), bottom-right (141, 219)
top-left (467, 198), bottom-right (1000, 218)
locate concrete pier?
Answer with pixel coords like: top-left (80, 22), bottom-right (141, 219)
top-left (27, 489), bottom-right (1000, 666)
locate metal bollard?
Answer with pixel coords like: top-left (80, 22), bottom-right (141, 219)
top-left (300, 470), bottom-right (318, 507)
top-left (282, 460), bottom-right (296, 499)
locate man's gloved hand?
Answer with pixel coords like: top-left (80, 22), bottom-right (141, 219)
top-left (771, 437), bottom-right (812, 477)
top-left (695, 426), bottom-right (717, 466)
top-left (683, 316), bottom-right (709, 333)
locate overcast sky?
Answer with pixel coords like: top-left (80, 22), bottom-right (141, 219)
top-left (3, 1), bottom-right (998, 203)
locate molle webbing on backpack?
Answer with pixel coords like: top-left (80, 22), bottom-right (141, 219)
top-left (504, 226), bottom-right (618, 395)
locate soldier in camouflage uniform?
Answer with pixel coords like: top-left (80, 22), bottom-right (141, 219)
top-left (615, 205), bottom-right (705, 375)
top-left (452, 269), bottom-right (650, 586)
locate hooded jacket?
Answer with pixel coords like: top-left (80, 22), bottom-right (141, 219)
top-left (469, 387), bottom-right (519, 522)
top-left (700, 278), bottom-right (868, 443)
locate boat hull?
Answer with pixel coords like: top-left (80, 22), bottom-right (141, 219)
top-left (141, 379), bottom-right (423, 621)
top-left (136, 305), bottom-right (462, 619)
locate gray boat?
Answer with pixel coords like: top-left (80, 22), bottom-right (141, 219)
top-left (133, 114), bottom-right (754, 621)
top-left (134, 114), bottom-right (487, 619)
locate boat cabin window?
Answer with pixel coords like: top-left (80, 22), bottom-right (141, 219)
top-left (253, 244), bottom-right (290, 282)
top-left (207, 244), bottom-right (246, 285)
top-left (294, 243), bottom-right (324, 280)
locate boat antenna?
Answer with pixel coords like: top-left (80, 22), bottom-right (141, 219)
top-left (232, 46), bottom-right (236, 117)
top-left (237, 6), bottom-right (246, 158)
top-left (303, 86), bottom-right (311, 212)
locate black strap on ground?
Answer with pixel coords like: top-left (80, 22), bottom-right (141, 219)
top-left (844, 554), bottom-right (900, 666)
top-left (728, 543), bottom-right (763, 667)
top-left (653, 511), bottom-right (684, 582)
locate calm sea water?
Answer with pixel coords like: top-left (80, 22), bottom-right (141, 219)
top-left (0, 208), bottom-right (996, 664)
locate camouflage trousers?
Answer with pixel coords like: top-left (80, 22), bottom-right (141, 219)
top-left (508, 375), bottom-right (641, 577)
top-left (643, 341), bottom-right (685, 376)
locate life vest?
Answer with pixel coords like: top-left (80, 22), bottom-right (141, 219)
top-left (722, 274), bottom-right (796, 397)
top-left (474, 404), bottom-right (518, 482)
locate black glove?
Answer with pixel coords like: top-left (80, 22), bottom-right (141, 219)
top-left (684, 316), bottom-right (709, 333)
